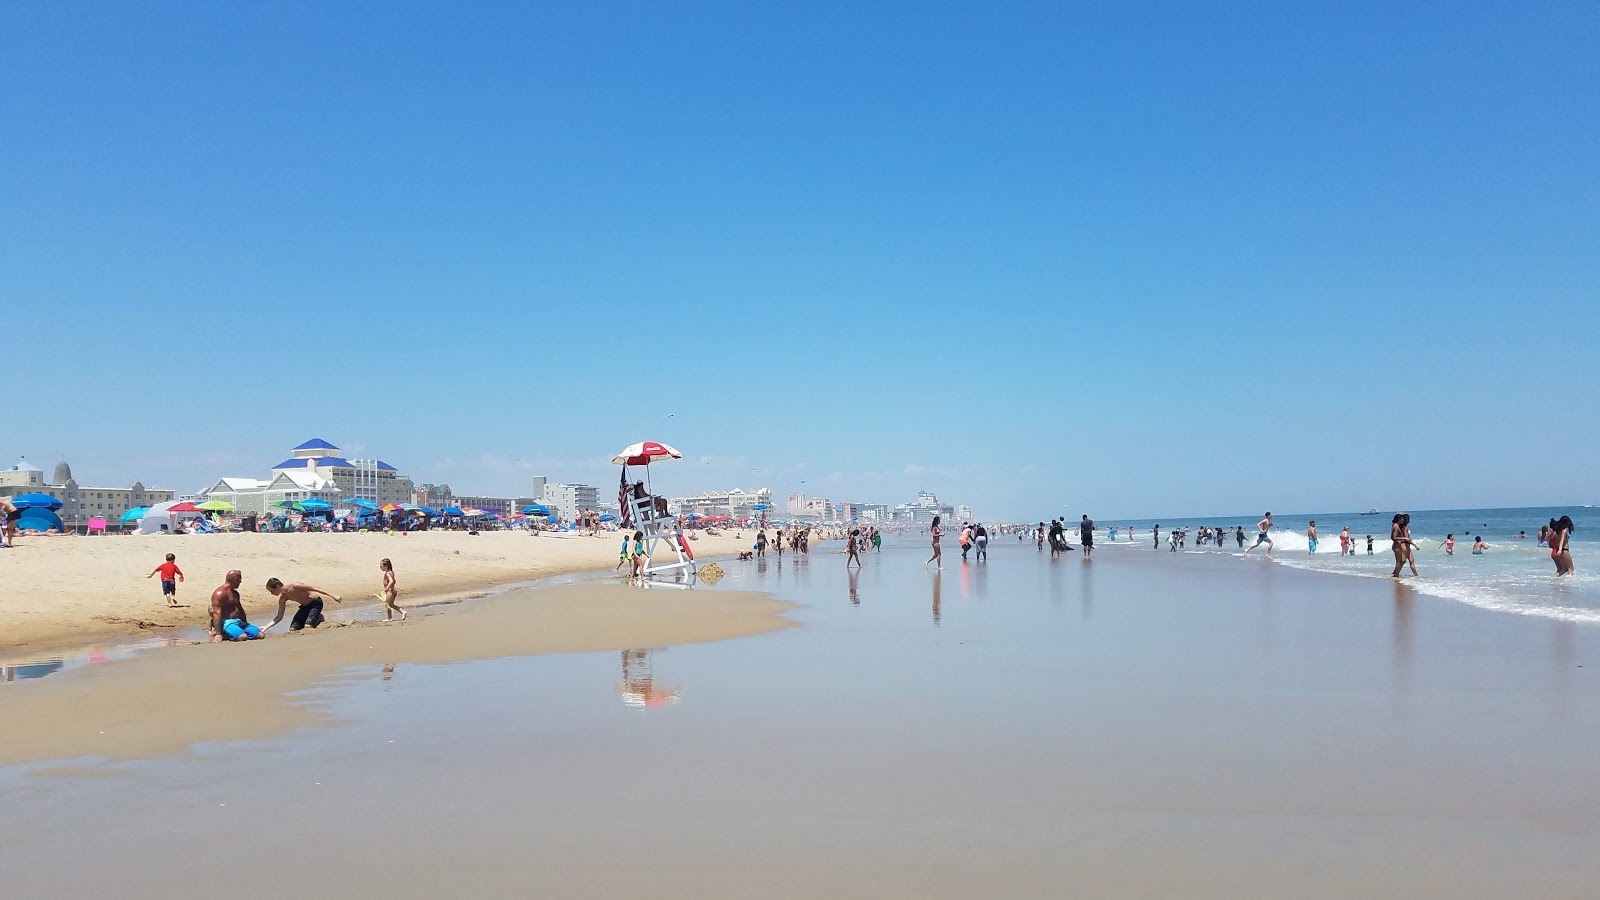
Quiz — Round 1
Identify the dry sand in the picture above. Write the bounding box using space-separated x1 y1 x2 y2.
0 582 795 767
0 529 754 655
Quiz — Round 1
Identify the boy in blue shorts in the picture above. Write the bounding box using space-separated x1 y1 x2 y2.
147 553 184 607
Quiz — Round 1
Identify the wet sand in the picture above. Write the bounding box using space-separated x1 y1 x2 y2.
2 540 1596 897
0 583 795 767
0 529 752 654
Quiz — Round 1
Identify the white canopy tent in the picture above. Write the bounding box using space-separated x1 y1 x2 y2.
138 500 205 535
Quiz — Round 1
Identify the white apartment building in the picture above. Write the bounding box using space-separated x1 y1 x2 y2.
541 482 599 522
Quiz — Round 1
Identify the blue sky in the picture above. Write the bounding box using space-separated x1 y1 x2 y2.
4 1 1596 519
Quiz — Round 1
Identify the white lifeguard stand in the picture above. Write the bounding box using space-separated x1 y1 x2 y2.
613 441 696 578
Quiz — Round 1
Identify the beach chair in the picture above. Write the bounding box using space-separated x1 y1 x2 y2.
86 517 107 536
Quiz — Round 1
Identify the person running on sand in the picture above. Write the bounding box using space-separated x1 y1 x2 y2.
925 516 943 569
147 552 185 607
1242 513 1274 558
846 528 862 568
261 578 343 634
210 570 262 642
378 558 406 620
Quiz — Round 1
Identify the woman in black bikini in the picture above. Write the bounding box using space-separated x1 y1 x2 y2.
1389 513 1418 577
924 515 943 569
1551 515 1575 576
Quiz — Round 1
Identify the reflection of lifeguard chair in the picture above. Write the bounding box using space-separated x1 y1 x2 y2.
616 648 681 709
628 485 696 577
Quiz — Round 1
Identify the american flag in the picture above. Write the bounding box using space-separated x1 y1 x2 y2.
618 468 633 527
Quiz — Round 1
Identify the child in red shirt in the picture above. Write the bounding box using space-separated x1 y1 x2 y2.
147 553 184 607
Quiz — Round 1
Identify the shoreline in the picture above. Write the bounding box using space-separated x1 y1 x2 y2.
0 529 756 660
0 582 798 768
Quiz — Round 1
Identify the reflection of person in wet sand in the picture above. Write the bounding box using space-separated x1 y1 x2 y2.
210 570 261 642
260 578 343 634
931 570 942 626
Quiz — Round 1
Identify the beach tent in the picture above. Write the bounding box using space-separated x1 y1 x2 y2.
138 500 206 535
16 508 65 532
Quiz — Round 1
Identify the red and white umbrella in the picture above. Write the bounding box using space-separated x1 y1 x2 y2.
611 441 682 466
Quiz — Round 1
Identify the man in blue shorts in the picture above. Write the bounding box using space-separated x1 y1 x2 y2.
209 570 262 641
1241 513 1274 558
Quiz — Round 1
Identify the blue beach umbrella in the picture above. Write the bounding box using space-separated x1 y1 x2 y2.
522 504 551 516
440 506 466 517
300 498 333 511
752 503 770 511
11 492 63 510
122 507 150 522
599 513 617 522
344 498 380 511
402 504 440 516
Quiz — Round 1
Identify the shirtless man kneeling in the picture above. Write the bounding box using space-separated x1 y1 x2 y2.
210 570 262 642
261 578 343 634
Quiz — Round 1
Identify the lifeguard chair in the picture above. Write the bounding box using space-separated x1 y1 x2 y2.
613 441 696 578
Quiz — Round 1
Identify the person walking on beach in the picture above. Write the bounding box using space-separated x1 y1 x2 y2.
1389 513 1419 577
147 553 185 607
958 523 973 561
1080 515 1095 558
631 530 647 577
846 528 863 568
1339 526 1351 557
260 578 343 634
1152 524 1160 550
974 522 989 561
209 570 261 642
872 528 882 552
378 558 406 621
1242 513 1274 558
755 529 767 559
1306 521 1318 554
925 515 943 569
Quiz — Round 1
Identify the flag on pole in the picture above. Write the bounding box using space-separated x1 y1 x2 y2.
618 468 633 528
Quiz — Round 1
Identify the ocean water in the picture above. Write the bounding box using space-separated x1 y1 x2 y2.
1101 507 1600 624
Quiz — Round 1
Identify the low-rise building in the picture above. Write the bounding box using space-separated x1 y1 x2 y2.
200 438 414 515
0 459 174 527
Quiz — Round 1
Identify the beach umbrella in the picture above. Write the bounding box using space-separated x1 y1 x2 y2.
275 500 306 512
168 501 203 513
196 500 236 512
344 498 380 511
599 513 617 522
752 503 770 511
522 504 552 516
380 503 400 512
402 504 439 516
300 498 333 511
610 441 682 466
440 506 466 517
10 492 64 510
121 507 150 522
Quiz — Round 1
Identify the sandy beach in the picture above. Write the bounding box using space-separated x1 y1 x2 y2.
0 529 754 655
3 538 1596 897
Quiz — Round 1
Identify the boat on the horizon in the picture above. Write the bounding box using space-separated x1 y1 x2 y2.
1360 508 1380 515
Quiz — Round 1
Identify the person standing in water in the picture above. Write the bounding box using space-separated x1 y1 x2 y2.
1080 515 1095 558
378 558 406 621
846 528 863 568
1551 516 1575 576
973 522 989 561
1390 513 1419 577
1306 521 1318 554
1441 534 1456 556
924 515 943 569
1242 513 1274 558
1152 524 1161 550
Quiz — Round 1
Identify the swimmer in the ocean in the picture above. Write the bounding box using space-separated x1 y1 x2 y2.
1472 536 1488 555
1441 534 1455 556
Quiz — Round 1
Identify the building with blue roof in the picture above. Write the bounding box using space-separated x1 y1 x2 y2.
199 438 415 515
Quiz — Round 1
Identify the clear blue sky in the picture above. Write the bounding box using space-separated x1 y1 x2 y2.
4 2 1596 519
